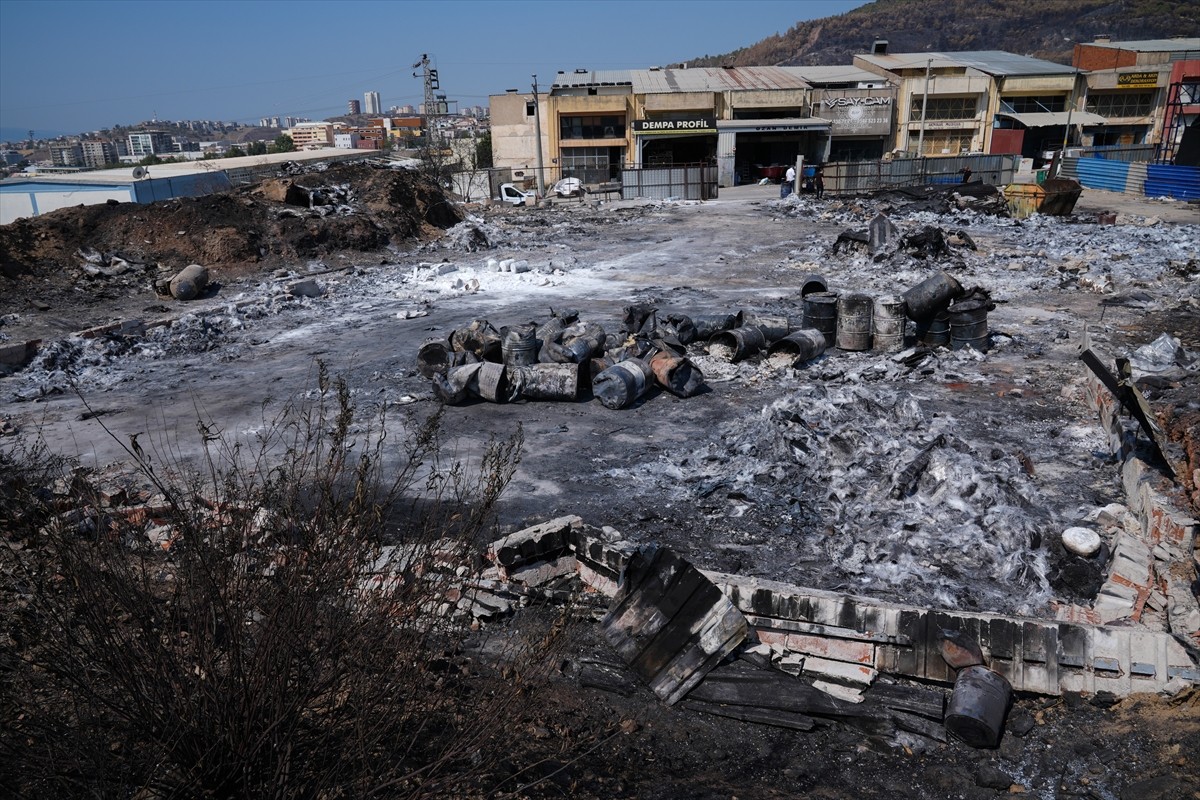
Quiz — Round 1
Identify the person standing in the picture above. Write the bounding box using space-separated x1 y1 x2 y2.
814 166 825 200
783 164 796 198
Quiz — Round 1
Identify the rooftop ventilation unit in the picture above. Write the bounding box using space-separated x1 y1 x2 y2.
873 38 889 55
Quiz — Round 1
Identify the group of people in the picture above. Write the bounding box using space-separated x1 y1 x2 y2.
781 164 824 199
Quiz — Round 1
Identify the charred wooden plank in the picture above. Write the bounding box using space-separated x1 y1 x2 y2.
681 699 817 731
603 548 748 705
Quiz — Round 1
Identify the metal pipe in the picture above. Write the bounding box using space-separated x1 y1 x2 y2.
531 74 546 198
917 58 931 156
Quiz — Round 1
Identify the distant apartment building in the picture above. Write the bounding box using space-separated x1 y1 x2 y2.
334 132 361 149
364 91 382 115
49 142 85 167
287 122 335 149
128 131 173 158
284 116 309 128
259 116 283 128
81 140 119 168
348 99 362 115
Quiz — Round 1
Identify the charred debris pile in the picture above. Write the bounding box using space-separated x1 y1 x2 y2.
0 161 462 311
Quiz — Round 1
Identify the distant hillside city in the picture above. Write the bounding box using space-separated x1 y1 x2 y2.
0 89 490 179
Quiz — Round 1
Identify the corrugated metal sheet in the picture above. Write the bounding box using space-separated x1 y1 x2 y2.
1144 163 1200 201
824 154 1018 195
1070 158 1131 193
998 111 1108 127
856 51 1073 77
620 165 717 200
633 67 809 94
778 66 890 87
1125 162 1147 198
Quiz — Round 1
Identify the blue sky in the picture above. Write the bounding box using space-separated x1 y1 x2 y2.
0 0 868 137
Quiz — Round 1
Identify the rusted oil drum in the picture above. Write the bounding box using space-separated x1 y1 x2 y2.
508 363 582 401
944 666 1012 748
948 298 990 353
736 312 790 343
835 293 873 351
767 328 827 364
500 323 538 367
592 358 653 410
416 337 453 378
708 326 767 362
690 313 738 340
801 291 839 347
647 350 706 398
903 271 963 320
915 311 951 347
872 295 907 353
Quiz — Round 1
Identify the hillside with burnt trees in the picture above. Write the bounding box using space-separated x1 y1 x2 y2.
690 0 1199 67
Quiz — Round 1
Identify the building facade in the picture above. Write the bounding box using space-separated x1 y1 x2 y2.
81 140 119 168
287 122 336 149
364 91 381 115
127 131 173 158
49 142 84 167
348 99 362 115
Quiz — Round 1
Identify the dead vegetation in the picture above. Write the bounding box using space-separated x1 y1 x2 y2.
0 366 584 799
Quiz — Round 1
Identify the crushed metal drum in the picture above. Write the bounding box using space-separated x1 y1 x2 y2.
508 362 582 401
416 337 453 378
500 323 538 366
799 273 828 297
736 312 791 343
648 350 706 398
690 313 738 340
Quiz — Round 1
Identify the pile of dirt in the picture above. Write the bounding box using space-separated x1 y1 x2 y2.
0 163 462 314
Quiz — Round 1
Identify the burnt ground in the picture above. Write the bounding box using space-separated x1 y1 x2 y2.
1 175 1199 798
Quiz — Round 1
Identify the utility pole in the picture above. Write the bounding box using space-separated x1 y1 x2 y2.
917 58 931 157
1058 68 1080 176
413 53 441 146
531 74 546 197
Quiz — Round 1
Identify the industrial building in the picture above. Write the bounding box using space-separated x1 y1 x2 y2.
491 38 1200 189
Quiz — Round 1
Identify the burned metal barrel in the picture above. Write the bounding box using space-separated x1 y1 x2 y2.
416 337 453 378
475 362 513 403
508 363 582 401
872 295 907 353
500 324 538 367
903 271 963 320
944 666 1012 748
915 311 951 347
450 319 502 361
799 273 828 297
536 317 567 345
593 358 653 410
432 363 483 405
647 350 706 398
736 312 790 343
801 292 839 347
947 298 990 353
835 293 873 352
707 326 767 362
690 313 738 340
767 328 827 364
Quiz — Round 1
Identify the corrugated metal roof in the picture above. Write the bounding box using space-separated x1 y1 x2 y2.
778 66 891 86
551 69 635 89
1085 38 1200 53
552 67 809 94
858 51 1076 76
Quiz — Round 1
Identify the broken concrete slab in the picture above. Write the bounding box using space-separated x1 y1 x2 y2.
487 514 581 573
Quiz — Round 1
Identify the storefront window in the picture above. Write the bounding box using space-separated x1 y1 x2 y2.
998 95 1066 114
917 132 973 155
559 115 626 139
910 97 978 121
560 146 624 182
1085 92 1154 118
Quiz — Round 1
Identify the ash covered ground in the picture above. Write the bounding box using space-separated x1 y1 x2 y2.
2 174 1199 799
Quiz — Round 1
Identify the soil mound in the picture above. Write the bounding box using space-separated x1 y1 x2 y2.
0 162 462 311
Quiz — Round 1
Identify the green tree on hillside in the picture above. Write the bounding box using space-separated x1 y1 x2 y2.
271 134 295 153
